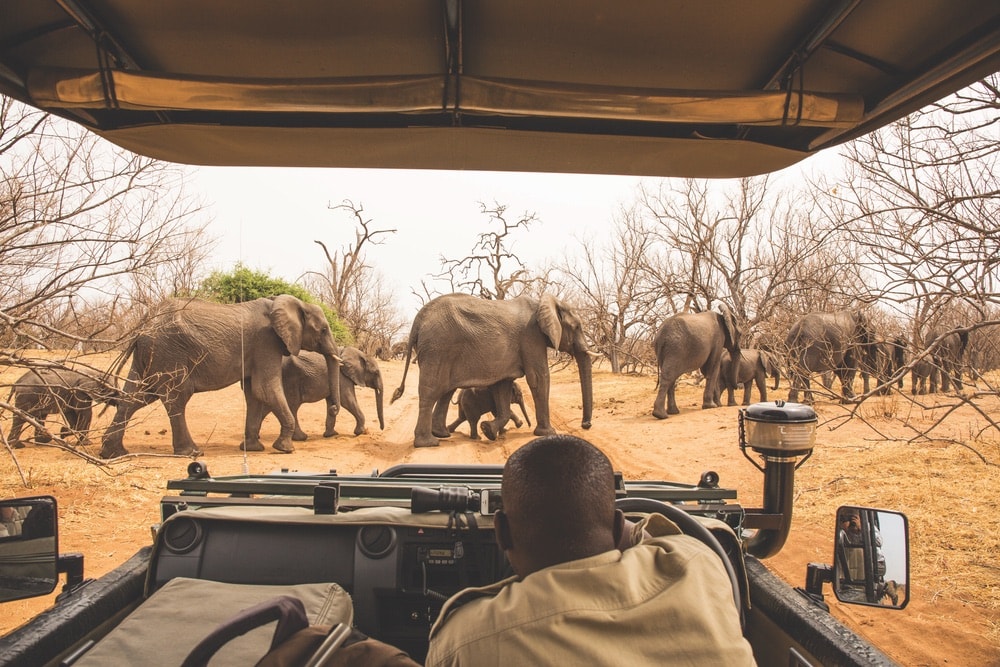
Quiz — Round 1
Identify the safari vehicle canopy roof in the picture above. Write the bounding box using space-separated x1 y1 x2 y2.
2 1 998 177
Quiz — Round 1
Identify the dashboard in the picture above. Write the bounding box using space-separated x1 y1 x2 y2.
150 506 506 661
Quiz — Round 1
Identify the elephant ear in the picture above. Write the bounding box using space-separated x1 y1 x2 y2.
342 357 365 386
718 304 741 351
854 310 875 345
536 294 563 349
270 294 304 356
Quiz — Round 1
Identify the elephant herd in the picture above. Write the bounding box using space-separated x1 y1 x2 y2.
651 307 970 419
2 294 973 457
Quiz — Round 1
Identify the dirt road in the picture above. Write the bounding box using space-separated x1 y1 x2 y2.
2 356 998 665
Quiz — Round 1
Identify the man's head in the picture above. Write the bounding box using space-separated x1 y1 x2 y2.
495 434 624 577
839 508 861 533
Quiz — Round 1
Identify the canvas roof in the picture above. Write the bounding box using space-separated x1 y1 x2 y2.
2 1 998 177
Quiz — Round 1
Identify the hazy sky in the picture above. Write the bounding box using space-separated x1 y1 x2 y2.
189 152 843 318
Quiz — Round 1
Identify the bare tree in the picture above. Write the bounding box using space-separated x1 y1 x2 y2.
433 202 539 300
637 176 864 349
816 76 1000 454
827 77 998 343
559 204 667 373
308 200 406 355
0 97 215 471
0 98 214 350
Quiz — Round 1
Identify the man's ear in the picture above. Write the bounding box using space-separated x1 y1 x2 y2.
612 509 626 549
495 509 513 551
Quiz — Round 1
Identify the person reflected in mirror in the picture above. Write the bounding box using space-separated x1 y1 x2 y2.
1 505 30 538
837 507 886 604
426 434 756 666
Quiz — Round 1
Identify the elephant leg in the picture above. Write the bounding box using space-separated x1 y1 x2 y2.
340 383 366 436
246 375 296 453
413 394 442 448
269 408 296 453
34 419 53 443
947 366 962 392
100 384 159 458
289 397 308 441
741 382 752 406
431 390 455 439
652 372 674 419
8 413 26 448
726 384 737 407
164 390 203 456
754 375 767 404
701 364 721 410
667 382 682 415
787 373 800 403
510 413 524 429
72 408 94 445
468 410 483 440
482 382 514 441
838 368 857 402
525 371 556 436
240 383 267 451
446 407 466 435
100 396 148 459
790 375 813 404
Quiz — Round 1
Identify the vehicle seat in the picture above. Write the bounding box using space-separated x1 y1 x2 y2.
71 577 352 666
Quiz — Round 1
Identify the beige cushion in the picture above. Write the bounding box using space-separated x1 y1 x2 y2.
74 577 353 666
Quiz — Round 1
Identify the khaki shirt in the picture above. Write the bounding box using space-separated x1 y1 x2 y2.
426 517 756 666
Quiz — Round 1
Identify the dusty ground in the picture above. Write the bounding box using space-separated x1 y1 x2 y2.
2 353 999 666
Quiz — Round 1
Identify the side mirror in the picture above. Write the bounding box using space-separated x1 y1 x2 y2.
833 506 909 609
0 496 59 602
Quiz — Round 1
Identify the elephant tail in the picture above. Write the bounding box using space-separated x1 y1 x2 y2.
391 335 416 404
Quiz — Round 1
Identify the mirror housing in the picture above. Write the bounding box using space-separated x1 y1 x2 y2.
0 496 59 603
798 506 910 610
833 506 909 609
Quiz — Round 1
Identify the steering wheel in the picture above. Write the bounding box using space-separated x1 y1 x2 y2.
616 498 743 628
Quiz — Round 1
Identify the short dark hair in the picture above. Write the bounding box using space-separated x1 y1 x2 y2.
502 434 616 557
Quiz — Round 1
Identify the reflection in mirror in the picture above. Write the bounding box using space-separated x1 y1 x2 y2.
833 506 909 609
0 496 59 603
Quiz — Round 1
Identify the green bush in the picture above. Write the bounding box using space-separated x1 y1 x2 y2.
197 263 352 344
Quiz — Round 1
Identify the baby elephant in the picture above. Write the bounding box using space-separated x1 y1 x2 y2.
448 380 531 441
7 367 119 448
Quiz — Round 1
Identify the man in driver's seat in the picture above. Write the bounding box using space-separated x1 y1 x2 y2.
426 434 756 666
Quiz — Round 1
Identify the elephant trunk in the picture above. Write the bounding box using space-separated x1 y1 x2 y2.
325 353 342 417
374 375 385 430
576 350 594 429
728 347 742 390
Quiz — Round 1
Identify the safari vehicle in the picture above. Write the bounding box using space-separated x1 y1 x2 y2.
1 1 997 666
1 403 909 666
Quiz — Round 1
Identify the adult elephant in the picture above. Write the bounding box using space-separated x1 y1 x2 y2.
7 367 121 448
391 293 594 448
652 307 741 419
718 348 780 407
925 328 969 392
100 295 341 458
785 310 876 404
253 346 384 440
